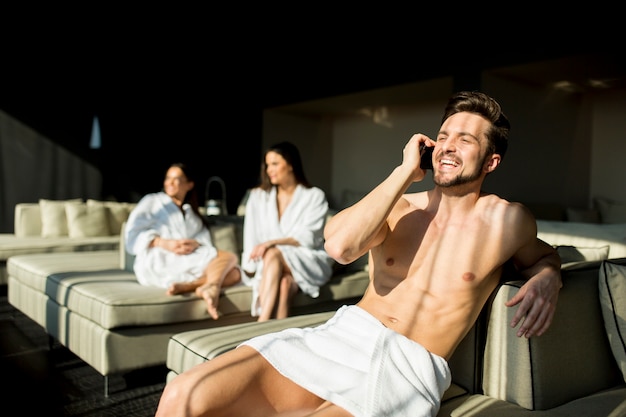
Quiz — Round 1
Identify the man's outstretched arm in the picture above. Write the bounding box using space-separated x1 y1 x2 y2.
506 239 562 338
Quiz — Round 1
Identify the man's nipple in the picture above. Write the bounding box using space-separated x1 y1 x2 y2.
386 258 394 266
462 272 476 282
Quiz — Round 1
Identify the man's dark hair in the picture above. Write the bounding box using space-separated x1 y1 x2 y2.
442 91 511 159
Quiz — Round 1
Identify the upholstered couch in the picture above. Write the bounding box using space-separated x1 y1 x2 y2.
6 197 626 403
164 258 626 416
6 211 369 396
0 200 136 286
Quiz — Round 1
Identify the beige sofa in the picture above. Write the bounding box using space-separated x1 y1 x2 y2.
536 219 626 261
164 258 626 416
6 213 369 396
0 200 136 286
6 198 626 402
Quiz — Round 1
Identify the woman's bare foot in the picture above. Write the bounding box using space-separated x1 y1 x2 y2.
166 281 200 296
195 283 221 320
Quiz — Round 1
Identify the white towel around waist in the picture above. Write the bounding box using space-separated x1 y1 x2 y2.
240 305 451 417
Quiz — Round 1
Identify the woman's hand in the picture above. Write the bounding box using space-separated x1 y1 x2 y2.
153 237 199 255
248 242 274 262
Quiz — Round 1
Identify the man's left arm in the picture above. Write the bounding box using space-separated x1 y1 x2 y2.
506 238 563 338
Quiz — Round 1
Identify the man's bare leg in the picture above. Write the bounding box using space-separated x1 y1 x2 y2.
195 250 241 319
155 346 328 417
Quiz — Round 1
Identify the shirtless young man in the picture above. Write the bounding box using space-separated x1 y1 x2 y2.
155 91 563 417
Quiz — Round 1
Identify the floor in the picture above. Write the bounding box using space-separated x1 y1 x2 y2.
0 287 166 416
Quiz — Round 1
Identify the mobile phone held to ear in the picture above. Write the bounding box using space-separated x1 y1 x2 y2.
420 145 434 170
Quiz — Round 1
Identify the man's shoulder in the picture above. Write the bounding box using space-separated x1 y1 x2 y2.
477 195 535 228
479 193 527 210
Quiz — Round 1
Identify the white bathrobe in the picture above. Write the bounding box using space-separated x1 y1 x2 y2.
241 185 334 316
124 192 218 288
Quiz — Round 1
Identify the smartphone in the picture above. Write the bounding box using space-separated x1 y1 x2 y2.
420 145 434 170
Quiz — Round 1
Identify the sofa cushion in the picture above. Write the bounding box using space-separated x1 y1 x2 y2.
65 201 110 237
482 260 625 410
8 250 253 329
166 311 336 375
599 260 626 381
39 198 82 237
88 199 136 235
0 235 120 262
14 203 42 237
555 244 609 264
9 247 368 330
595 197 626 224
7 251 119 292
536 220 626 259
565 207 600 223
210 223 240 262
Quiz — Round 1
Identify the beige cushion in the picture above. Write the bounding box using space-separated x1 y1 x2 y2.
167 311 335 374
555 245 610 264
88 199 136 235
65 201 110 238
599 260 626 381
595 197 626 224
119 222 135 272
14 203 42 237
483 261 624 410
8 250 253 329
39 198 82 237
536 220 626 259
210 223 239 261
566 207 600 223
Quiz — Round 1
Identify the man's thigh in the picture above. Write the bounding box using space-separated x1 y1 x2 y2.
189 346 327 415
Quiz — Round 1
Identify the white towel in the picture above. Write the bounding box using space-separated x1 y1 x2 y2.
241 305 451 417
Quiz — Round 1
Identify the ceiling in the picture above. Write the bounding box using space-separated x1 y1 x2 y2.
267 52 626 118
1 17 622 149
489 53 626 92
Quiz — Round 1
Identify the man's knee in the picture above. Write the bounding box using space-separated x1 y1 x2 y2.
156 373 189 414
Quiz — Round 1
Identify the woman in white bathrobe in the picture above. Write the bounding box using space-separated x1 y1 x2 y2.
125 162 241 320
241 141 334 321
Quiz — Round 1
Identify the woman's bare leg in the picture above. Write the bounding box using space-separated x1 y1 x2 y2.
155 346 325 417
257 248 287 322
276 273 299 319
195 250 241 319
166 250 241 299
166 278 205 295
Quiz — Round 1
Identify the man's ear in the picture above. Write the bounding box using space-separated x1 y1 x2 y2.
484 154 501 173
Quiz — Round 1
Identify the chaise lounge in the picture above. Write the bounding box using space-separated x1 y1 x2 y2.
6 203 369 396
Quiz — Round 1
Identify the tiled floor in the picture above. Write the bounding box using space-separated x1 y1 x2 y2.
0 288 166 416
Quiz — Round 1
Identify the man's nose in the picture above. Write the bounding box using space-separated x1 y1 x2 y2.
441 137 457 152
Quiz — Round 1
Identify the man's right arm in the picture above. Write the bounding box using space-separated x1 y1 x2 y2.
324 135 431 264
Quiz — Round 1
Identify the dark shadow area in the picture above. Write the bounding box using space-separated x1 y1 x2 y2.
0 292 166 416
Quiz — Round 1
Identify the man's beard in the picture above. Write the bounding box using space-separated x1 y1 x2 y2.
433 155 486 188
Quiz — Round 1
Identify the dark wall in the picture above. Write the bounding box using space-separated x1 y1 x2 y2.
0 38 592 212
0 76 264 213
